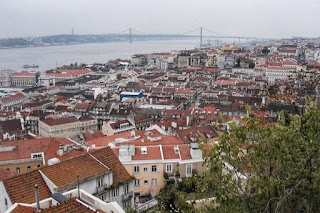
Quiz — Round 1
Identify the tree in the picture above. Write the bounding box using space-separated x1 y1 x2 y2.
262 47 270 55
196 104 320 212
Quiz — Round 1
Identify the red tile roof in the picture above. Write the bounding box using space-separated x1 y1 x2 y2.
0 138 74 162
41 116 78 126
0 168 16 181
41 198 95 213
0 93 26 104
11 205 35 213
74 102 90 111
3 170 51 204
40 153 109 190
178 145 192 160
162 146 180 159
90 147 132 186
12 71 37 77
132 146 162 160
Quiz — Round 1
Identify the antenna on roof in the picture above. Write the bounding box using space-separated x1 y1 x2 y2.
77 175 80 198
35 184 40 212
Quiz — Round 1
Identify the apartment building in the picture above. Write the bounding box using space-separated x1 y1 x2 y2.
0 146 134 212
11 71 38 87
0 138 76 174
113 143 205 202
0 70 15 87
39 116 97 138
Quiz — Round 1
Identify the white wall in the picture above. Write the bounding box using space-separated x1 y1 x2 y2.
0 182 12 213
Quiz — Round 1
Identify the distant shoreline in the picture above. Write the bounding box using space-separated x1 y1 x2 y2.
0 35 199 50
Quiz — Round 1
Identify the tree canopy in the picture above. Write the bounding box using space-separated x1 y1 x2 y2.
197 103 320 212
157 103 320 213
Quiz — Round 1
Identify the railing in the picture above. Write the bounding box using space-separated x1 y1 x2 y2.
136 198 158 212
121 191 134 201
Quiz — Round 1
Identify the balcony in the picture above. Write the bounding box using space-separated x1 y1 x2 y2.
121 191 134 201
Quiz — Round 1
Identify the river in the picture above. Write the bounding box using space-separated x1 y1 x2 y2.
0 39 200 72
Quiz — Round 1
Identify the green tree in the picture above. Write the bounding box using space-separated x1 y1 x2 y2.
198 104 320 212
262 47 270 55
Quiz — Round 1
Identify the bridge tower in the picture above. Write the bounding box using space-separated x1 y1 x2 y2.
129 28 132 44
200 27 203 49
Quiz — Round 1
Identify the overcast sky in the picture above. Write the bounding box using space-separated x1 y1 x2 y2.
0 0 319 39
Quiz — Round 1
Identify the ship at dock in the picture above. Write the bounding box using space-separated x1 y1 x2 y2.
23 64 39 69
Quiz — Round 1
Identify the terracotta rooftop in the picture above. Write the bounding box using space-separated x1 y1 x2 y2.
0 168 16 181
41 116 78 126
41 198 95 213
2 170 51 204
0 138 74 162
162 145 180 160
40 153 109 190
12 71 37 77
11 205 35 213
0 93 26 104
90 147 132 186
74 102 90 111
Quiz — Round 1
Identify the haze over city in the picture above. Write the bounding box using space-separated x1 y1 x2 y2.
0 0 320 38
1 1 320 213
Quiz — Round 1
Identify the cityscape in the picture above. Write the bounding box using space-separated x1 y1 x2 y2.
0 1 320 213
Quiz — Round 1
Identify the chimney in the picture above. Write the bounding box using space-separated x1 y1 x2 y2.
35 184 40 212
57 144 64 156
186 115 190 126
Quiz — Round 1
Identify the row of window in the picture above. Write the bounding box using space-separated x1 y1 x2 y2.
134 165 157 173
133 164 193 177
6 164 41 173
134 178 157 187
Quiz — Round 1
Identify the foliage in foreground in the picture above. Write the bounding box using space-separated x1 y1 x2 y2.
157 103 320 213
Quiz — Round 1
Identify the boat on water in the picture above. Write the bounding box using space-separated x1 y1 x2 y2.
23 64 39 68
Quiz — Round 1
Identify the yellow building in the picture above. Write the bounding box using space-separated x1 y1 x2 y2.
39 116 97 138
113 143 205 202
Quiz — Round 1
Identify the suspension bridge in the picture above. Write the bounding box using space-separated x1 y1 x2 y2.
114 27 272 48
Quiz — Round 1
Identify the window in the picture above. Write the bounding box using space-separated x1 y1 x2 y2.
151 165 157 173
186 164 192 177
151 178 157 186
125 184 129 194
123 200 131 209
99 194 105 201
37 164 41 168
27 166 31 171
166 164 173 173
113 188 119 198
5 198 8 210
143 167 148 172
97 178 103 188
5 168 9 171
16 167 20 173
134 166 140 173
134 179 140 187
144 180 148 185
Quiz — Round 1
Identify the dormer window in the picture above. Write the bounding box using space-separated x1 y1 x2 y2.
174 146 179 154
31 153 43 159
141 147 147 154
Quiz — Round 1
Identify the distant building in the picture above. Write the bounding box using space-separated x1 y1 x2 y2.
120 92 143 101
132 54 148 66
0 138 76 174
11 71 38 87
102 120 135 136
0 70 15 87
0 93 27 110
39 116 97 139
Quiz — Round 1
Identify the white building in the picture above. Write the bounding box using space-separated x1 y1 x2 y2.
0 147 134 213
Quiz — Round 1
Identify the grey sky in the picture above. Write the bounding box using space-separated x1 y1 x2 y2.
0 0 319 38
